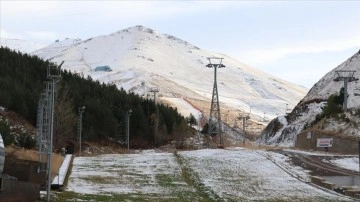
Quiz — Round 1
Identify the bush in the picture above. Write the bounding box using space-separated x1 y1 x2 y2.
322 94 343 117
16 133 37 149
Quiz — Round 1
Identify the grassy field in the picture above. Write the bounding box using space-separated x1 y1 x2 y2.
48 148 352 202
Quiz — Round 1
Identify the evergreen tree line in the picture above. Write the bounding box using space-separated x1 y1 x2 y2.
0 47 190 149
305 87 345 129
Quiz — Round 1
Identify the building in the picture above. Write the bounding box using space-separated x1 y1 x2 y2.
95 65 112 72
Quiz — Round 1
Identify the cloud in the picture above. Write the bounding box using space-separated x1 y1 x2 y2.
25 30 58 42
2 1 231 20
1 1 60 16
1 28 24 40
236 36 360 66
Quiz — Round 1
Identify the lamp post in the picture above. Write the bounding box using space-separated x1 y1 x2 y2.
78 106 85 156
126 110 132 151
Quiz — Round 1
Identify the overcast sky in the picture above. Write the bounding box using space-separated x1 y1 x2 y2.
1 1 359 88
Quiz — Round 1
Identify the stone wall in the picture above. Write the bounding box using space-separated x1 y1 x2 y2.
295 131 359 154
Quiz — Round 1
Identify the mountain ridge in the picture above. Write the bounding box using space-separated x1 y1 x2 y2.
31 25 307 125
258 49 360 146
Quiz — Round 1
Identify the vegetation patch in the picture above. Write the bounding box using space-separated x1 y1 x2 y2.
173 151 222 202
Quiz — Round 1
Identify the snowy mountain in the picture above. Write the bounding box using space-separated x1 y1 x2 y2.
259 50 360 146
0 38 45 53
32 25 307 124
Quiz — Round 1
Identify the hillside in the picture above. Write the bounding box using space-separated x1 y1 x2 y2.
32 25 308 126
0 47 190 150
258 50 360 146
0 38 44 54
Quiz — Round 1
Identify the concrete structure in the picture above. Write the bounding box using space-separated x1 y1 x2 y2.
295 130 359 154
51 154 72 188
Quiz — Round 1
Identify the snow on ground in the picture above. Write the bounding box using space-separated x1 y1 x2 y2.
52 154 72 185
260 101 326 147
1 38 45 53
66 148 351 201
67 150 202 201
285 148 360 174
180 148 349 201
160 97 201 118
329 157 360 172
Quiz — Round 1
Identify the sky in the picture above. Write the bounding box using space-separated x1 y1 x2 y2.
1 1 359 88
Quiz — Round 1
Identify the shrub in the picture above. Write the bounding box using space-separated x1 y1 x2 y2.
16 133 37 149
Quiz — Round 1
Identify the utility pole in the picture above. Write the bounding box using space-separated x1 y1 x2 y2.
150 88 159 146
333 70 358 111
78 106 85 156
239 114 250 145
126 110 132 151
206 57 225 148
224 110 229 132
141 81 146 97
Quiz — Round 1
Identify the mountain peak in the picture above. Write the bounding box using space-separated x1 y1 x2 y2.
112 25 199 50
118 25 156 35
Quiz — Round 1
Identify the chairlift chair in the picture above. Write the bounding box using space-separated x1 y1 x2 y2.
355 82 360 96
355 88 360 96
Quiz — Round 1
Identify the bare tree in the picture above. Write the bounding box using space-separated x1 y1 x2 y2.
53 86 77 149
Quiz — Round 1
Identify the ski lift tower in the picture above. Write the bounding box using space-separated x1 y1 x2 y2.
333 70 358 111
36 61 63 202
206 57 225 148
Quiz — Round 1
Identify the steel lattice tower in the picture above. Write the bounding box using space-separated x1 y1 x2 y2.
206 57 225 148
36 62 62 202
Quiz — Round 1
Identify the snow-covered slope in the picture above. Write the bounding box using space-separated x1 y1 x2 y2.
304 50 360 106
259 50 360 146
32 25 307 122
0 38 45 53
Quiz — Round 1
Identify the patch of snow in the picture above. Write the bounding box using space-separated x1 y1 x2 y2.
329 157 360 172
180 149 348 201
52 154 72 185
0 38 45 53
66 149 351 201
160 97 201 118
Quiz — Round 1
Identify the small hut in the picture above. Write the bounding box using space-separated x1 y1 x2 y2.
95 65 112 72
